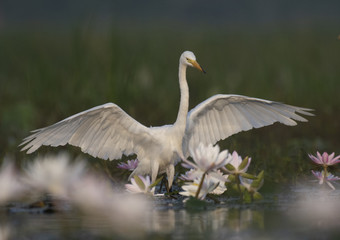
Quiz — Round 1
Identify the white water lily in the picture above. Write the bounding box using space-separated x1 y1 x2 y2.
210 170 228 195
23 152 87 198
183 143 229 173
70 174 150 237
180 169 228 195
125 175 155 195
0 224 11 240
240 176 264 193
180 175 219 200
0 160 25 203
179 168 201 181
224 151 251 174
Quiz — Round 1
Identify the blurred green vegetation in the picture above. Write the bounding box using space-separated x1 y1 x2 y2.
0 27 339 185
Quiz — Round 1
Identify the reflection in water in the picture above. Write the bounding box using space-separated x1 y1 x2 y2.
2 204 267 239
145 207 265 239
0 224 10 240
287 185 340 234
2 186 340 239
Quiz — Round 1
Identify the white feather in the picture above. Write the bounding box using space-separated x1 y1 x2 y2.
21 52 313 188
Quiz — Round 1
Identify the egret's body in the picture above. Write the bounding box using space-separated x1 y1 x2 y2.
21 51 313 187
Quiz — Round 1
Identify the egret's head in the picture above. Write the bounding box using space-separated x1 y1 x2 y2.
180 51 206 73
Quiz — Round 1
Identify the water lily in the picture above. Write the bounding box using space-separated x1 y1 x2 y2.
240 176 264 193
117 159 139 171
239 171 264 202
183 143 229 174
210 170 228 195
179 169 201 181
23 152 87 198
308 152 340 167
70 175 149 237
0 160 25 203
125 175 155 195
180 175 219 200
224 151 251 174
0 224 11 240
180 169 228 195
312 170 340 190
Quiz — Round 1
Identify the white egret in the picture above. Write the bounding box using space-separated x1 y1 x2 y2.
21 51 313 188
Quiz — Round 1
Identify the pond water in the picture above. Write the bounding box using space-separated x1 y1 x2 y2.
2 184 340 240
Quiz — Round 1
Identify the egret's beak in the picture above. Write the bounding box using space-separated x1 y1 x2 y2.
189 59 206 73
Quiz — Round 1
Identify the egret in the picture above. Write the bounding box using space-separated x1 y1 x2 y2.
21 51 313 188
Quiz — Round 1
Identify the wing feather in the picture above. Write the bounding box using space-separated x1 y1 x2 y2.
184 94 313 155
21 103 158 160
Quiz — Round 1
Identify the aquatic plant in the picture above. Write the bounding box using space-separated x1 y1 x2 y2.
0 160 25 203
222 152 253 195
182 143 229 174
179 144 263 203
311 170 340 190
2 153 151 237
125 175 156 195
180 143 230 199
117 159 139 171
70 174 149 237
239 171 264 202
224 151 251 175
309 152 340 168
22 152 87 198
308 152 340 190
180 175 219 200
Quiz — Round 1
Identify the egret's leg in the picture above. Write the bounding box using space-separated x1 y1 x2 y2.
151 161 160 184
166 164 175 190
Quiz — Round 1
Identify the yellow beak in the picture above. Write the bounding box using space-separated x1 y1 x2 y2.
188 59 206 73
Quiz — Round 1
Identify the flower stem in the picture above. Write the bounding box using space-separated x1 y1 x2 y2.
195 172 206 199
323 166 328 175
235 174 243 200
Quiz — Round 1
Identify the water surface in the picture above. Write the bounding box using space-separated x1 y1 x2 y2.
2 184 340 240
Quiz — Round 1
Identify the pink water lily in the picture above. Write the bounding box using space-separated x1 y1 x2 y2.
308 152 340 167
117 159 139 171
312 170 340 190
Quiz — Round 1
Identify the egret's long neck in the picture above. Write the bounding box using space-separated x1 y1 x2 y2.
174 63 189 131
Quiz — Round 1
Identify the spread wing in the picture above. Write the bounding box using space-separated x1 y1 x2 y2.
20 103 159 160
183 94 314 155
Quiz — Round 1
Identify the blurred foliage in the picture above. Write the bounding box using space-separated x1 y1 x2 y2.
0 27 339 185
